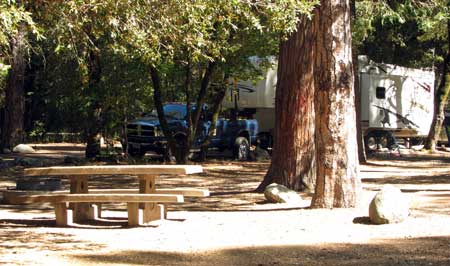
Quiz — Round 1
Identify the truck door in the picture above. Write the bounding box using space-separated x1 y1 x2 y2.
209 119 224 148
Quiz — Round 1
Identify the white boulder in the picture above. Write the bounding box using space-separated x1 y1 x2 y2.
13 144 36 154
369 185 410 224
264 183 302 204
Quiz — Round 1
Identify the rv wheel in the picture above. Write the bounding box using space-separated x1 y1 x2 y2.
364 132 378 151
410 137 424 146
364 131 397 151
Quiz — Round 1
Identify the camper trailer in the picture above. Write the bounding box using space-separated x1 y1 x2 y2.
359 56 435 149
224 56 435 151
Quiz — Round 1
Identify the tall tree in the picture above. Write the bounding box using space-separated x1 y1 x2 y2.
426 29 449 150
121 0 317 164
311 0 360 208
0 1 40 151
44 0 128 158
2 22 26 150
422 1 450 150
256 0 360 208
256 16 317 192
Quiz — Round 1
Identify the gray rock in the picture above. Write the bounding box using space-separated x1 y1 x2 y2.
13 144 35 154
264 183 302 204
14 157 44 167
2 148 11 154
249 146 271 161
369 185 410 224
64 156 85 165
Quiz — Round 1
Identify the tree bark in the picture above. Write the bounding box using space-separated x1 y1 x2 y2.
354 56 367 163
1 24 26 151
150 65 177 162
311 0 360 208
198 76 229 161
256 16 317 193
350 0 366 163
425 19 450 151
84 49 103 159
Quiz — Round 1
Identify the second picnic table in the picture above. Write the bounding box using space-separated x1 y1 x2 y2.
23 164 205 226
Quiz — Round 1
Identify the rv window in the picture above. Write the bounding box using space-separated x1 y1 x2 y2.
376 87 386 99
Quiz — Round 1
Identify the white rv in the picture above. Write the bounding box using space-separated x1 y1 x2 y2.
224 56 435 150
359 56 435 149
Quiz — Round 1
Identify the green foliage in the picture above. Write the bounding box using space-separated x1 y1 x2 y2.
27 120 45 138
116 0 317 64
354 0 448 68
94 50 153 137
0 0 43 59
28 41 153 138
415 0 449 42
0 62 9 106
8 0 318 147
29 50 87 133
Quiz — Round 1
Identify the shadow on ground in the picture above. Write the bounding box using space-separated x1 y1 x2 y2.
72 236 450 266
362 174 450 186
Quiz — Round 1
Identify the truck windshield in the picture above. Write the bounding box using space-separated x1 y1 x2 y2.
145 104 187 120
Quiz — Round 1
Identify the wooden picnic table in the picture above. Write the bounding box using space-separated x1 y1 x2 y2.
22 165 204 226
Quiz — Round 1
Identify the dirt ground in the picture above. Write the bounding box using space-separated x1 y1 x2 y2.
1 144 450 266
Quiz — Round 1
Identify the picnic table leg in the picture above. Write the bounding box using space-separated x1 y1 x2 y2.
127 202 142 226
54 203 73 227
139 175 164 223
69 175 98 222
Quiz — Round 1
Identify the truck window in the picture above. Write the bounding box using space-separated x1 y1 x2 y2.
376 87 386 99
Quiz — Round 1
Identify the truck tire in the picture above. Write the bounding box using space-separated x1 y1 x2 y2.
257 132 273 153
162 146 175 162
233 137 250 161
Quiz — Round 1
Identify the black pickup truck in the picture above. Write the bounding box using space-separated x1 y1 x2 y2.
126 103 259 160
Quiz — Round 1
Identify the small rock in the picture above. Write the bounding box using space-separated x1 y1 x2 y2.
411 145 424 151
14 157 44 167
264 183 302 204
249 146 271 161
369 185 410 224
2 148 11 154
64 156 85 165
13 144 35 154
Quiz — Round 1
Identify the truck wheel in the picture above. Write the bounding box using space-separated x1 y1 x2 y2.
162 146 175 162
257 132 273 152
234 137 250 161
190 149 207 162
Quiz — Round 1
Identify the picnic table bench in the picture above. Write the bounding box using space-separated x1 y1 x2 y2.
11 165 206 227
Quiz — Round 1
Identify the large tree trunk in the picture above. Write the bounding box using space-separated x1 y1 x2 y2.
256 16 317 193
354 58 366 163
350 0 366 163
311 0 360 208
84 49 103 159
1 25 26 151
425 20 450 151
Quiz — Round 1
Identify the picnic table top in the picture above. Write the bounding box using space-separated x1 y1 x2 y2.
24 165 203 176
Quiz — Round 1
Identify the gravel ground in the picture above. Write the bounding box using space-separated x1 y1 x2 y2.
1 145 450 265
